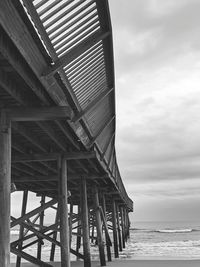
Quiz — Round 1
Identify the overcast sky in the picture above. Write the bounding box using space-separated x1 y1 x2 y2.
109 0 200 222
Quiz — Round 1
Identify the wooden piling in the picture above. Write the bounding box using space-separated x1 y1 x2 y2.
37 195 45 260
76 205 81 259
112 199 119 258
50 207 59 261
116 204 122 252
69 203 73 248
58 157 70 267
80 178 91 267
94 186 106 266
16 190 28 267
0 110 11 267
120 206 125 249
102 194 112 262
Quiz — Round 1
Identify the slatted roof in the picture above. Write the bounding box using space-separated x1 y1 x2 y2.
0 0 133 211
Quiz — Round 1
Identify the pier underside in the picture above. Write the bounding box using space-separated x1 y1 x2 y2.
0 0 133 266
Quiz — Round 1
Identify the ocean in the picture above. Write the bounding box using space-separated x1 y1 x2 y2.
10 220 200 263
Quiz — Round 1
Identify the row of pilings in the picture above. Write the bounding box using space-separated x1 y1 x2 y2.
9 181 131 267
0 113 131 267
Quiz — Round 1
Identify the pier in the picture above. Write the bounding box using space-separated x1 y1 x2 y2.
0 0 133 266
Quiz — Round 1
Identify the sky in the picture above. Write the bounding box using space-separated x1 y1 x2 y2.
109 0 200 222
10 0 200 224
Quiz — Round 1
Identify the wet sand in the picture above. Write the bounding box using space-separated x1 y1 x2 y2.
11 259 200 267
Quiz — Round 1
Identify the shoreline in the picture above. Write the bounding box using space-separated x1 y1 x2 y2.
10 259 200 267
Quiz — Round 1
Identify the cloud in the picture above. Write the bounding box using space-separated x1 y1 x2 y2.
109 0 200 221
111 0 200 75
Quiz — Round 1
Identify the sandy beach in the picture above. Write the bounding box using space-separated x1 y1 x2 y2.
10 259 200 267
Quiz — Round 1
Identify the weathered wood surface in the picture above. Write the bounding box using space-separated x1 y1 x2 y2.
0 111 11 267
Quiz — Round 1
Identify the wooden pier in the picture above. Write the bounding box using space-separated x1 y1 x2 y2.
0 0 133 266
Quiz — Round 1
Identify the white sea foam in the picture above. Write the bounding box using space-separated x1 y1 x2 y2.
157 228 193 233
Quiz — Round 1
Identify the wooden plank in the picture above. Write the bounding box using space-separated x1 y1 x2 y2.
81 178 91 267
0 110 11 267
6 106 72 122
58 157 70 267
43 31 110 77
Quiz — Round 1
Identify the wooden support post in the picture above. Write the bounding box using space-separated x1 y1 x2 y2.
120 207 125 249
76 205 81 260
94 186 106 266
80 178 91 267
124 208 128 242
58 157 70 267
16 190 28 267
91 213 95 244
112 199 119 258
102 194 112 262
127 212 130 239
116 204 122 252
0 110 11 267
37 195 45 260
69 203 73 248
50 206 59 261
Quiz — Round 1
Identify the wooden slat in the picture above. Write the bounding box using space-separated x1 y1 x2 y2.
43 30 110 76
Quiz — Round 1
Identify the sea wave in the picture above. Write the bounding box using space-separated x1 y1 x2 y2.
11 229 19 235
156 229 196 233
131 228 199 233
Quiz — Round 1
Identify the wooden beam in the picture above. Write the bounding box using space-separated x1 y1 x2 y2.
12 151 96 163
11 247 53 267
12 122 47 153
72 88 114 123
11 198 57 228
0 110 11 267
43 31 110 77
5 106 72 122
11 216 61 247
58 157 70 267
13 173 108 183
0 69 35 106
